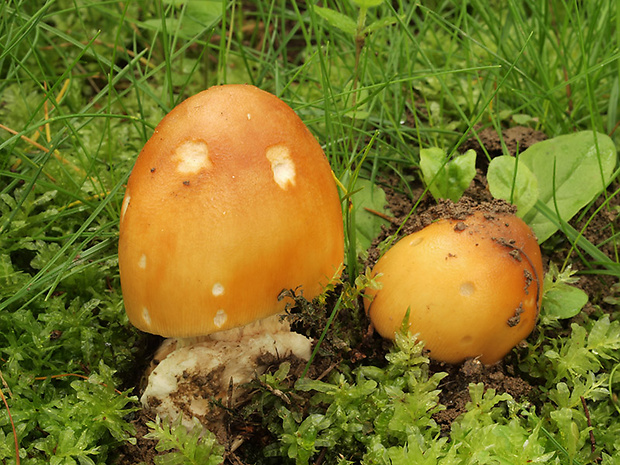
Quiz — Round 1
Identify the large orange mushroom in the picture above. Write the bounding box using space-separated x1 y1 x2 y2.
118 84 344 432
364 209 543 365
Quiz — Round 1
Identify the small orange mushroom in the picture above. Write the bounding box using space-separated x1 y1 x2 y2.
364 209 543 365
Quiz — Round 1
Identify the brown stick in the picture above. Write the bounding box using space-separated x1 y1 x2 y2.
0 371 19 465
580 395 601 463
363 207 399 224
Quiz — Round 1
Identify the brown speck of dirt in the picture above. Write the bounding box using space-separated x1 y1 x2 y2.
524 269 533 290
507 304 524 327
146 396 161 409
509 249 522 262
432 357 535 435
454 221 467 232
183 180 190 186
158 363 230 440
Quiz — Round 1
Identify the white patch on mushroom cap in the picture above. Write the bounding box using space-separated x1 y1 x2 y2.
142 307 152 326
212 283 224 297
120 193 131 221
138 254 147 269
266 145 296 189
459 281 475 296
213 309 227 328
174 140 212 174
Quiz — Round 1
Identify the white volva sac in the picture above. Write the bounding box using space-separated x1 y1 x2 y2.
141 315 311 437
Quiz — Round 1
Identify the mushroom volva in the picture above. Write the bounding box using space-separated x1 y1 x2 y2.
364 209 543 365
118 85 344 434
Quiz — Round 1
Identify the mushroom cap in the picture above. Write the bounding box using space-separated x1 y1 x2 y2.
364 210 543 365
118 84 344 338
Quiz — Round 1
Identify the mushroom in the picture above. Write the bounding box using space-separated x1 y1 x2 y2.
118 84 344 436
363 209 543 365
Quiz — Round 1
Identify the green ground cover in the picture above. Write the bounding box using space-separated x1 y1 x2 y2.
1 0 620 463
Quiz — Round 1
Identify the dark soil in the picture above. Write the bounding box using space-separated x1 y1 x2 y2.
431 358 534 434
114 411 161 465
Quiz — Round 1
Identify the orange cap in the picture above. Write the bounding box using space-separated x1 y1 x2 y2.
119 85 344 337
364 210 542 364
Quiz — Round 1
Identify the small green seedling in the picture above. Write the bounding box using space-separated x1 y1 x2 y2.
314 0 396 40
419 147 477 202
540 263 589 325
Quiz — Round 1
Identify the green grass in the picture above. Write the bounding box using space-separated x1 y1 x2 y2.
1 0 620 463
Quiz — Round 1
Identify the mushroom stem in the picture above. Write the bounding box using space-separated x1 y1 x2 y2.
149 314 304 361
141 314 312 438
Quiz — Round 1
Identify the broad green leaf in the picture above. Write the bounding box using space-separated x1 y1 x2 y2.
419 148 476 202
349 178 389 254
183 1 221 35
541 284 588 322
314 6 357 36
511 113 537 125
364 15 402 36
487 155 538 217
141 1 220 38
540 263 588 324
521 131 617 242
